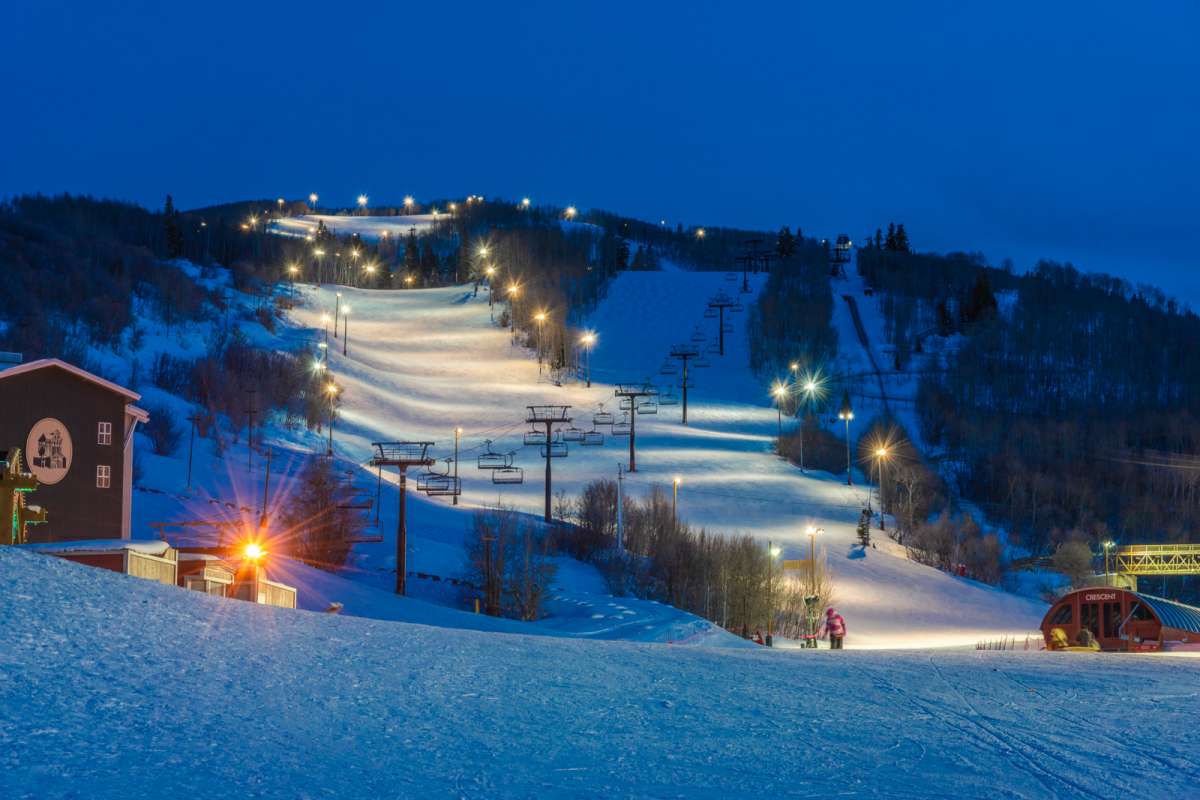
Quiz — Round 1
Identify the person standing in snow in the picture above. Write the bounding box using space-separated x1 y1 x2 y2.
823 608 846 649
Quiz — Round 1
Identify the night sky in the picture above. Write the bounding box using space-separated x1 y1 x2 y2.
5 2 1198 303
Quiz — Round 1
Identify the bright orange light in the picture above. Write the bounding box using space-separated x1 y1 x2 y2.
564 206 577 219
244 542 265 561
326 383 338 395
696 227 706 238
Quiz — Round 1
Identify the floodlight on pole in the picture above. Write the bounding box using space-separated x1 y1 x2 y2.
580 331 596 387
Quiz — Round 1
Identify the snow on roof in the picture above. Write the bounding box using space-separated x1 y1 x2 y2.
0 358 141 402
267 214 443 243
24 539 171 556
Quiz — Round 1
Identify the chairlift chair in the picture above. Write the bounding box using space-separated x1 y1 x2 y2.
731 302 746 311
690 328 706 343
619 397 633 411
694 357 711 368
424 476 461 497
541 441 569 458
659 361 679 376
492 466 525 485
562 426 585 442
658 390 679 406
721 322 733 333
703 307 718 319
725 272 738 282
524 429 547 446
706 343 721 354
476 440 512 470
593 410 615 426
611 414 632 436
581 431 604 446
636 400 658 415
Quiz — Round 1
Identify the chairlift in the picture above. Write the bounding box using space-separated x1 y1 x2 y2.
706 343 721 354
619 397 633 411
658 390 679 406
721 322 733 333
492 466 525 485
424 476 461 497
476 440 512 470
703 307 718 319
524 429 547 446
731 301 746 311
562 426 585 442
593 410 615 426
659 361 679 376
636 400 658 415
690 327 706 343
694 357 711 368
725 272 738 282
611 414 632 436
581 430 604 446
541 441 569 458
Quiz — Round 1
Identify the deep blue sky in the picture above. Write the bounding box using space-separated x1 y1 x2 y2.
5 2 1199 303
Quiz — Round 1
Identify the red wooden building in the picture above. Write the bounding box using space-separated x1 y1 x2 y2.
1042 587 1200 653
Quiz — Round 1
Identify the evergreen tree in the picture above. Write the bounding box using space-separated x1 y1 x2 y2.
874 228 883 250
164 195 183 259
885 223 897 251
963 271 998 325
857 511 871 547
894 224 910 254
404 231 420 274
776 226 796 259
617 238 630 269
420 240 438 281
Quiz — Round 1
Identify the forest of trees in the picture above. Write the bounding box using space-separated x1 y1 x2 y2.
858 241 1200 593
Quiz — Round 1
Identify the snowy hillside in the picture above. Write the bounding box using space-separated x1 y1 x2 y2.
268 213 442 241
3 547 1197 800
264 263 1045 647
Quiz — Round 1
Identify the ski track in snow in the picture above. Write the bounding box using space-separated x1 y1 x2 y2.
2 549 1197 800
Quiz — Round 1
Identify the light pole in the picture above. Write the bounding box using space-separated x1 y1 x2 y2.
507 284 520 342
581 332 596 387
313 248 325 283
1103 540 1116 578
772 382 788 449
288 264 299 298
873 447 890 530
334 293 342 338
838 394 854 486
404 195 415 215
321 313 331 352
341 306 350 356
767 541 781 647
806 525 823 648
799 378 819 472
357 194 368 214
534 311 547 371
672 475 681 527
309 192 318 211
326 383 339 455
453 426 462 506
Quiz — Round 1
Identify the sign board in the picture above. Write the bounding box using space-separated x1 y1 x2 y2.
26 417 72 485
1083 591 1119 602
781 559 811 571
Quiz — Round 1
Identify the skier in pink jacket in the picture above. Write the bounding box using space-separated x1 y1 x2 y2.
823 608 846 649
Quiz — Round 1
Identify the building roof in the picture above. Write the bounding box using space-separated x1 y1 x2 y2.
1134 592 1200 635
23 539 172 556
0 358 141 402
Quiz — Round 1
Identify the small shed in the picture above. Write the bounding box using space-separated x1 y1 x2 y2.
27 539 178 586
178 553 235 596
1042 587 1200 653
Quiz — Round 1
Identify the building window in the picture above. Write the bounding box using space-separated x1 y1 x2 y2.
96 465 111 488
97 421 113 445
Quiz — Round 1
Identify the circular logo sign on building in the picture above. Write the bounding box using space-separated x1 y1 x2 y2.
26 417 73 485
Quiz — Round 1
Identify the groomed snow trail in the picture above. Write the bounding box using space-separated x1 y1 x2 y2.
2 549 1197 800
282 268 1046 647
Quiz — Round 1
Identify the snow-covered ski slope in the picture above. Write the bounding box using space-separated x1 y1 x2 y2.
268 213 442 242
285 264 1046 648
3 548 1197 800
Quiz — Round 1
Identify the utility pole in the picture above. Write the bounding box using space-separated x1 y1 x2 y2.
334 292 341 338
370 441 434 595
452 427 462 506
667 345 703 425
259 447 273 529
526 405 572 522
342 307 349 356
838 392 854 486
185 412 200 490
244 387 257 474
616 463 624 552
614 384 657 472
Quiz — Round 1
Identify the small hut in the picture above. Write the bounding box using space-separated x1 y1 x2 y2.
1042 587 1200 652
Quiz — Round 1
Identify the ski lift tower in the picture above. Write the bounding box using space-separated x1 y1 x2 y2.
370 441 434 595
526 405 572 523
614 383 658 471
667 344 701 425
706 290 737 356
737 239 776 293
